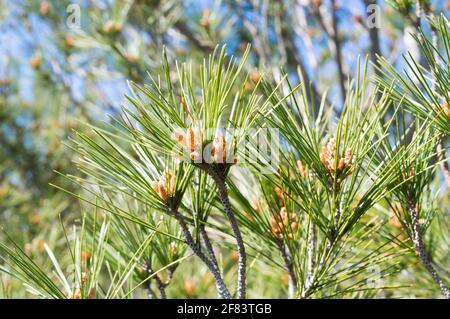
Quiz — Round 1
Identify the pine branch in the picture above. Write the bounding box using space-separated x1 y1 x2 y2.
145 263 167 299
200 163 247 299
276 240 297 299
200 223 220 271
408 198 450 299
166 205 232 299
306 220 317 290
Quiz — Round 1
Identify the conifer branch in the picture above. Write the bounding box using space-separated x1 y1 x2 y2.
199 163 247 299
276 240 297 299
166 205 232 299
408 199 450 299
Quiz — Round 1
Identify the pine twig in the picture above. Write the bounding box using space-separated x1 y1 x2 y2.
306 220 316 289
145 263 167 299
408 199 450 299
200 163 247 299
276 240 297 298
200 223 220 271
166 205 232 299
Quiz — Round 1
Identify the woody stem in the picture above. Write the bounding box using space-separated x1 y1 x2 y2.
276 240 297 298
200 163 247 299
408 199 450 299
166 206 231 299
200 223 220 271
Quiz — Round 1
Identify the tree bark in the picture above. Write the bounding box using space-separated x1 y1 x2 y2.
408 199 450 299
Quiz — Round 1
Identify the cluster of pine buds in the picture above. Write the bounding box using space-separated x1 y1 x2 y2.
175 127 203 161
151 172 176 201
211 135 228 163
320 138 352 173
175 128 237 164
270 207 298 240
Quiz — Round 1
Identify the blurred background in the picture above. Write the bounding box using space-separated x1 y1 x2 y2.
0 0 449 298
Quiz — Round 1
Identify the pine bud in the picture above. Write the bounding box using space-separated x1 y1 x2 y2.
354 14 363 24
250 70 261 83
39 1 50 16
29 214 41 225
88 287 96 299
114 22 122 32
184 279 195 296
186 127 201 153
81 251 91 263
152 173 177 201
102 20 115 33
67 289 82 299
320 137 352 174
211 135 227 163
200 9 211 27
270 207 298 240
274 186 284 205
29 55 42 69
65 35 76 48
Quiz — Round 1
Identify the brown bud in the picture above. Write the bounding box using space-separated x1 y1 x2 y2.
29 214 41 225
200 9 210 27
125 53 138 62
212 135 227 163
184 279 195 296
65 35 76 48
152 173 177 201
250 70 261 83
39 1 50 16
81 251 91 263
114 22 122 32
68 289 82 299
102 20 115 33
88 287 96 299
29 55 42 69
270 207 298 240
174 131 185 144
354 15 363 24
274 186 284 205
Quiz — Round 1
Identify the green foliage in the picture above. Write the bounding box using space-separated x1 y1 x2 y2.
1 0 449 300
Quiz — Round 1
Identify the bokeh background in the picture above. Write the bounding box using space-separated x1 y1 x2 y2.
1 0 449 298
